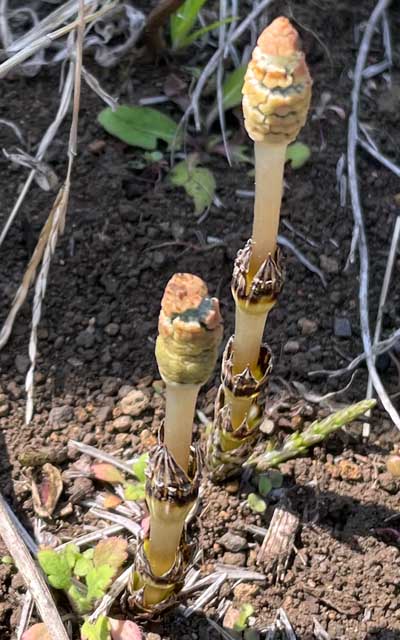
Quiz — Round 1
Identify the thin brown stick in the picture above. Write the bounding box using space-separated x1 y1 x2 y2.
0 492 69 640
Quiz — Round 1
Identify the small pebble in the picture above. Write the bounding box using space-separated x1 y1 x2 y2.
218 532 247 552
320 254 340 274
283 340 300 354
334 317 352 338
297 318 318 336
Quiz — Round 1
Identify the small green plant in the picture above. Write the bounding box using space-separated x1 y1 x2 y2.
285 141 311 169
98 106 182 151
170 0 233 50
170 154 216 215
247 493 266 514
38 538 128 614
234 603 254 631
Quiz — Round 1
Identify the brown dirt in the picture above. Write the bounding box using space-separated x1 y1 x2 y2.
1 1 400 638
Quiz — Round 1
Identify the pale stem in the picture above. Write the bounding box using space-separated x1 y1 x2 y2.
164 382 201 472
231 306 272 429
250 142 287 275
144 516 187 606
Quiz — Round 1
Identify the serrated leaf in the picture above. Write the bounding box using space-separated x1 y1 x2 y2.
91 464 124 485
170 156 216 215
38 548 72 590
81 616 111 640
83 548 95 560
285 142 311 169
247 493 266 513
124 482 145 501
86 565 115 601
98 106 181 151
132 453 148 483
222 65 246 112
93 538 128 570
75 556 93 577
22 623 51 640
68 584 92 614
64 543 80 569
234 604 254 631
109 618 142 640
258 476 272 497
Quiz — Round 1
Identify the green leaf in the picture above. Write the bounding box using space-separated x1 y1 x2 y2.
247 493 266 513
98 106 181 151
285 142 311 169
170 0 207 50
86 565 115 601
234 604 254 631
68 584 92 614
74 556 93 577
93 538 128 571
182 17 234 48
64 544 80 570
38 548 72 590
132 453 148 483
170 156 216 215
258 476 272 497
269 469 283 489
124 483 145 501
81 616 111 640
222 65 246 112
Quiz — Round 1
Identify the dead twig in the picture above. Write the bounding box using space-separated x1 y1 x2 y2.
347 0 399 429
0 491 69 640
363 215 400 436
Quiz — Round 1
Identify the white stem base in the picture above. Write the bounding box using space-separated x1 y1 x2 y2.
164 383 201 473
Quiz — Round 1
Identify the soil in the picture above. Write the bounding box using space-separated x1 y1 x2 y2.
1 0 400 639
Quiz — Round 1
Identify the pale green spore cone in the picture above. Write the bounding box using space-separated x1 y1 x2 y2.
156 273 223 385
246 399 377 472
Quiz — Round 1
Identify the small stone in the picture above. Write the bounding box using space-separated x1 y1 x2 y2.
49 405 74 429
118 385 135 399
115 433 131 447
147 634 161 640
96 406 112 423
223 606 241 630
15 354 30 374
102 377 120 396
0 399 9 417
104 323 120 337
334 317 352 338
140 429 157 448
7 381 21 399
320 255 339 274
120 389 150 417
297 318 318 336
225 480 240 494
76 329 95 349
75 407 88 423
283 340 300 354
218 532 247 552
88 139 106 154
222 552 246 567
378 472 398 494
233 583 260 600
113 416 132 432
